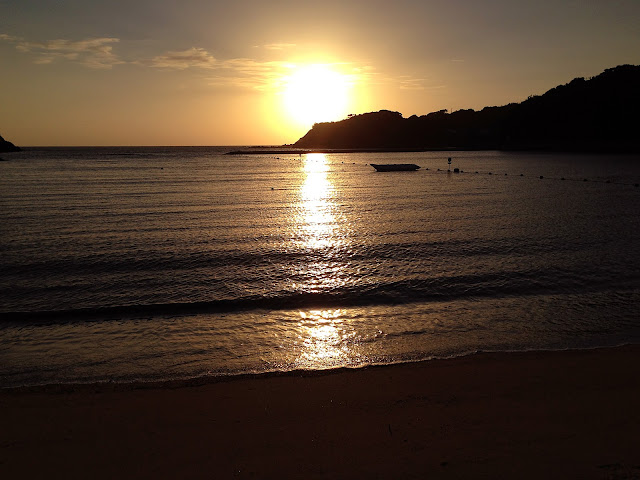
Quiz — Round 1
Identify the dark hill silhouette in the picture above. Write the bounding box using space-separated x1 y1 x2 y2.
294 65 640 152
0 134 20 152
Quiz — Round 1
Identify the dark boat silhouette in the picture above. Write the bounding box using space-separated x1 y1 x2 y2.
370 163 420 171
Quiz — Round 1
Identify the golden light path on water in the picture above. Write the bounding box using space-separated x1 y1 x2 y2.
298 153 336 250
292 153 357 369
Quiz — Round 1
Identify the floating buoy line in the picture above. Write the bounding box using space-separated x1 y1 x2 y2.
425 167 639 187
420 161 638 187
258 155 640 189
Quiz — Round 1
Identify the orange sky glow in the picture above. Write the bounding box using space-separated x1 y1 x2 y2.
1 0 639 146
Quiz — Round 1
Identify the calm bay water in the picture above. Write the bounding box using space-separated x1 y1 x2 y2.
1 147 639 387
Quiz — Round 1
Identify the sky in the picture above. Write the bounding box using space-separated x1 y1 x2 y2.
1 0 639 146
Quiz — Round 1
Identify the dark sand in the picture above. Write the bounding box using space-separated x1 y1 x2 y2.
1 346 638 479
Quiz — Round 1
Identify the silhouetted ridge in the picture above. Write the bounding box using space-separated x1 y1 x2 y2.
294 65 640 152
0 134 20 152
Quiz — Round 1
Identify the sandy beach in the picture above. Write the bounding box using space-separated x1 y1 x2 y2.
1 345 638 479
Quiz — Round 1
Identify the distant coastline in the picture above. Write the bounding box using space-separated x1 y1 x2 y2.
225 147 464 155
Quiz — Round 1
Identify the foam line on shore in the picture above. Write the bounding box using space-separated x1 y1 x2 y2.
3 343 637 394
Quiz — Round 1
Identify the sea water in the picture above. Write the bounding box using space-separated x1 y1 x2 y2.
1 148 639 387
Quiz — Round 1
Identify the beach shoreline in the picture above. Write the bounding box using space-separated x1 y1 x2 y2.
1 345 638 479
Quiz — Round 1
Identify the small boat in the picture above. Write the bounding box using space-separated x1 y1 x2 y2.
370 163 420 172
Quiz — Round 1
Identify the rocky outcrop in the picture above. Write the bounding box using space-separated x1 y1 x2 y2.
0 134 20 152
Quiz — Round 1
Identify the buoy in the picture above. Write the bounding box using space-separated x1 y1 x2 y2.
540 176 544 179
520 174 523 176
583 178 588 182
488 172 492 175
561 177 565 181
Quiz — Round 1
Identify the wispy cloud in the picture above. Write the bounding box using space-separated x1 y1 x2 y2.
140 45 294 89
209 60 377 93
213 58 293 90
397 76 426 90
148 47 217 69
260 43 297 51
2 35 123 69
358 68 426 91
2 33 424 93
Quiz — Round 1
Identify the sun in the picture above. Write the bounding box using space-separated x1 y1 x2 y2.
282 64 351 128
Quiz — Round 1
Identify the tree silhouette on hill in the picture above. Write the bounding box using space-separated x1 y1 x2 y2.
294 65 640 152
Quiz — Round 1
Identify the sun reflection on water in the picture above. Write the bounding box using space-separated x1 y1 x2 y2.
289 153 351 293
296 309 352 367
289 155 357 367
298 153 336 250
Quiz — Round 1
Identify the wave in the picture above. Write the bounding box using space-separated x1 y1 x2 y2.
0 233 610 278
3 270 637 323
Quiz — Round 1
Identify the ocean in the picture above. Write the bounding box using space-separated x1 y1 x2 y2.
1 147 639 388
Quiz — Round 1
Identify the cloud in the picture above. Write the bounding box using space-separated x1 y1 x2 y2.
2 33 424 93
260 43 297 51
205 59 374 93
3 35 123 69
212 58 291 90
355 68 426 91
397 76 426 90
149 47 217 69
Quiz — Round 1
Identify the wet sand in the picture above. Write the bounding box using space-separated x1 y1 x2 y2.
1 345 638 479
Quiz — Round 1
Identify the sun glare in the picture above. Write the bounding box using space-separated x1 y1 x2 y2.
282 64 351 128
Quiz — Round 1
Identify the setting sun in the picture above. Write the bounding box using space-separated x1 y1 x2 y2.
282 64 351 128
